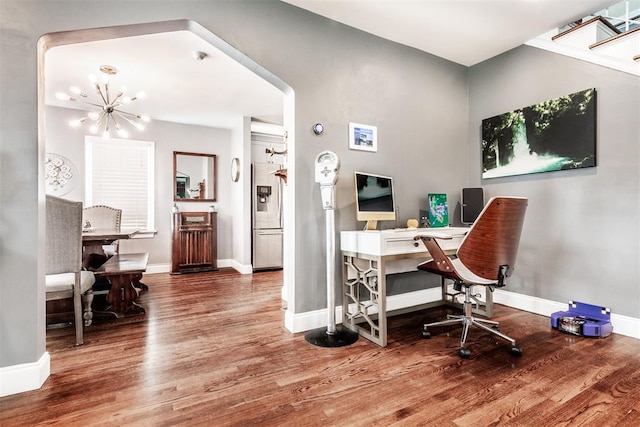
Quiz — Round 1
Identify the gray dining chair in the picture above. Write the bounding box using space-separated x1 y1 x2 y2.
82 205 122 256
46 195 95 345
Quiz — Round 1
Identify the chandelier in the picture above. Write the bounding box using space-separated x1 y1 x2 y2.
55 65 150 138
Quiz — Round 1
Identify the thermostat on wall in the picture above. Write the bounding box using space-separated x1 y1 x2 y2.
312 123 324 135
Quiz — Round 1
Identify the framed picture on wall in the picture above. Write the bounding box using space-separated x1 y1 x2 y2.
481 88 597 179
427 193 449 227
349 122 377 152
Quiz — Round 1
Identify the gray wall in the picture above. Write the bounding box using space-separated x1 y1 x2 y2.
468 45 640 318
0 0 468 369
289 20 469 312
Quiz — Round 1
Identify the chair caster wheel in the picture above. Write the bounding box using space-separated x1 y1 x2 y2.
458 348 471 359
492 325 500 331
422 330 431 339
510 345 523 356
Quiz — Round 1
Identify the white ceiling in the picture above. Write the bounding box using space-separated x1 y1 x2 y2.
283 0 619 66
45 1 619 130
45 31 285 130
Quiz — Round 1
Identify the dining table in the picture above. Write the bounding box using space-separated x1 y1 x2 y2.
82 228 139 256
82 228 146 318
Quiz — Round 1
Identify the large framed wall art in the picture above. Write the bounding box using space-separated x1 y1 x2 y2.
481 88 596 179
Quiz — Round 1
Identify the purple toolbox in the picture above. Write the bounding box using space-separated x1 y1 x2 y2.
550 301 612 338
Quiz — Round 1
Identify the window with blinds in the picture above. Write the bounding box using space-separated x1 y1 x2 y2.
85 136 155 231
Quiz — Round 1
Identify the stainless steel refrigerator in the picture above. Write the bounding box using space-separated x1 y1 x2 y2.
252 162 283 270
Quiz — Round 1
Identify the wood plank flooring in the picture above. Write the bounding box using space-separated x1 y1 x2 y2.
1 269 640 426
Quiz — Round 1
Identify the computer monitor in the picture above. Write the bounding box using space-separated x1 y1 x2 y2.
354 171 396 230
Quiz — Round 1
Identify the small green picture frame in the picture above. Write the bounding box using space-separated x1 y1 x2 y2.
427 193 449 227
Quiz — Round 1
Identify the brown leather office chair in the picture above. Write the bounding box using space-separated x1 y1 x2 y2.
415 196 528 358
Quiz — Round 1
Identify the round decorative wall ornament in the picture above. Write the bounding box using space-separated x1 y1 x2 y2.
231 157 240 182
45 153 77 196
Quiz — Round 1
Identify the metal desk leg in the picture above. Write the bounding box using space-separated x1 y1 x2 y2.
342 253 387 347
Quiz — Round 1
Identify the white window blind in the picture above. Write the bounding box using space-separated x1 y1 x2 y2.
85 136 155 231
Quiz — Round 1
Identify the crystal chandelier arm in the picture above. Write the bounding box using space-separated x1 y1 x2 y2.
74 99 105 109
93 83 108 106
113 109 141 118
89 111 107 135
69 86 87 97
109 114 129 138
112 108 150 122
69 114 90 127
111 91 125 106
69 110 107 127
106 111 123 137
56 91 104 109
113 111 145 131
105 81 112 105
84 101 105 109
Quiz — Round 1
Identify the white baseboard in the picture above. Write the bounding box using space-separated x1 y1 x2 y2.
0 352 50 397
285 288 443 333
228 259 253 275
494 289 640 339
146 263 170 274
216 258 232 269
287 288 640 340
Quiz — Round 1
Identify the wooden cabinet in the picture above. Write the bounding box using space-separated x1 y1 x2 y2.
171 212 217 274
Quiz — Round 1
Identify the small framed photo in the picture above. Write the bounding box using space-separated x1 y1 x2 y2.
427 193 449 228
349 122 377 152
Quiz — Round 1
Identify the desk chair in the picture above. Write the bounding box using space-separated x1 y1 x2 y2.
46 196 95 345
415 196 528 358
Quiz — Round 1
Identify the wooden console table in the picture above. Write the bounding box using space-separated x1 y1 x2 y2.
171 211 218 274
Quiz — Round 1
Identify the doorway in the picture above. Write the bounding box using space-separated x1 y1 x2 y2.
39 19 296 333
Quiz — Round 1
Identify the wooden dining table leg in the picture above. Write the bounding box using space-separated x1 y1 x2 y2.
105 273 146 317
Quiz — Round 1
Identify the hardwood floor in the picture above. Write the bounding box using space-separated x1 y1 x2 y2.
2 269 640 426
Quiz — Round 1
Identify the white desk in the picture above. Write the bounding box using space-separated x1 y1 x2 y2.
340 227 491 347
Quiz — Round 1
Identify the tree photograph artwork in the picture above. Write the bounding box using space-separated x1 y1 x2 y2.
482 88 596 179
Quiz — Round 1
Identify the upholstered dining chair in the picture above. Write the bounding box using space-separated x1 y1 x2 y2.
46 195 95 345
82 205 122 256
414 196 528 359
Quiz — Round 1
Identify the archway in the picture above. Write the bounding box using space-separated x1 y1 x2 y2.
38 19 296 336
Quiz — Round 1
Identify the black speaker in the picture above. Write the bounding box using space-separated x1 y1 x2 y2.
461 188 484 224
